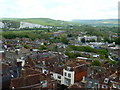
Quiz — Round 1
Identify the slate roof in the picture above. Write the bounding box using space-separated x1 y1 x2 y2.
85 77 99 89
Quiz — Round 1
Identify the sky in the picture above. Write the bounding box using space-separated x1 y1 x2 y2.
0 0 119 21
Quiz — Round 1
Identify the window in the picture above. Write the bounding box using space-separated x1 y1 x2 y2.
68 73 71 78
50 73 53 77
58 80 61 84
65 78 71 86
65 72 67 76
58 75 61 79
104 78 109 83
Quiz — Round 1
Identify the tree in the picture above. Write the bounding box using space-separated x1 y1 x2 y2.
67 34 73 37
39 45 47 50
109 60 117 65
24 45 30 49
98 49 108 58
91 60 101 66
81 38 85 43
2 20 20 29
86 39 95 42
65 52 76 59
61 37 69 44
65 52 82 59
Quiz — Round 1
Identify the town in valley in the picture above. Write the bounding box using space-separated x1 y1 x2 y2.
0 18 120 90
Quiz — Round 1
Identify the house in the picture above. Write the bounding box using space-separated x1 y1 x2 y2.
26 52 87 86
79 64 120 90
41 61 87 86
67 65 108 89
10 67 58 89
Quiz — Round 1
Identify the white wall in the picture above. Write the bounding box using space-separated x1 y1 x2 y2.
17 58 25 67
51 69 75 86
52 72 64 84
63 69 75 85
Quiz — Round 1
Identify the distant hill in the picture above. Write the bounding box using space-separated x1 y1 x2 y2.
1 18 118 27
70 19 118 26
1 18 80 26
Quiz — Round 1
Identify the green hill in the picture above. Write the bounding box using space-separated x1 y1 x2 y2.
2 18 80 26
1 18 118 27
70 19 118 26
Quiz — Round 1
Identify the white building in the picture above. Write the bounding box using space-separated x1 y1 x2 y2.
0 21 4 28
41 63 87 86
20 22 43 28
78 35 97 42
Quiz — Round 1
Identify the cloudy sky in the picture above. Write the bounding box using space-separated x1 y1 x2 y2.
0 0 119 21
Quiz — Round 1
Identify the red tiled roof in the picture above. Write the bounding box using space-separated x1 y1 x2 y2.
10 73 47 89
68 83 81 89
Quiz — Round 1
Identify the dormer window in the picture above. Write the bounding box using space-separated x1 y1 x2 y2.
12 87 15 89
102 85 107 89
21 57 24 60
113 77 116 79
41 80 47 88
50 73 53 77
92 70 94 74
118 85 120 89
67 66 71 71
38 61 40 63
113 84 117 88
104 78 109 84
41 80 47 84
90 74 92 76
11 75 14 78
42 61 45 65
89 81 92 83
44 71 47 74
